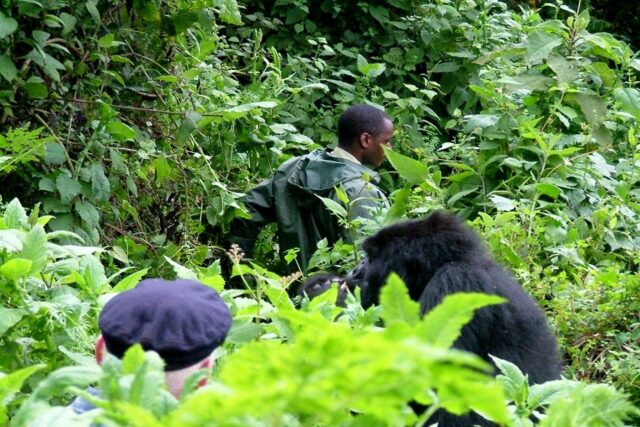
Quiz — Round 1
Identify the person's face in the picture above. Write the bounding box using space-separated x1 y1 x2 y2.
361 118 394 168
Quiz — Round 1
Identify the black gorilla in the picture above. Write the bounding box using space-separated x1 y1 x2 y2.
304 211 562 426
360 211 562 426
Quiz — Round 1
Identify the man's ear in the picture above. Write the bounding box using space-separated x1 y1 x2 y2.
95 335 106 365
359 132 372 148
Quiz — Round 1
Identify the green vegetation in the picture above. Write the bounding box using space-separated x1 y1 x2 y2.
1 0 639 424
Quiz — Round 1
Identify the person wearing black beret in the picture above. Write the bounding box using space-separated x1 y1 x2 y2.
71 278 232 414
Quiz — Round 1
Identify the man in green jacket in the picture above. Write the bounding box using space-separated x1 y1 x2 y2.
229 104 393 272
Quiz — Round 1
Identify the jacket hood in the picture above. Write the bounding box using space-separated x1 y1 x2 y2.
287 150 378 206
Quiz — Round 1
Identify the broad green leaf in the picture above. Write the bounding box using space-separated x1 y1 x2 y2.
0 12 18 39
0 307 25 335
0 364 43 424
525 31 563 65
379 273 420 326
56 174 82 203
176 111 201 145
90 163 110 202
60 12 76 35
317 195 348 220
106 120 137 141
44 142 67 165
547 55 578 85
25 77 48 99
85 0 101 24
31 365 102 400
3 198 28 229
417 293 505 348
0 230 23 252
463 114 499 133
18 225 47 273
490 195 517 212
213 0 242 25
75 200 100 227
112 268 149 292
226 321 263 345
497 73 553 91
132 0 160 22
536 183 562 199
0 55 17 82
383 146 431 186
221 101 277 120
0 258 33 281
491 356 529 403
613 88 640 121
356 55 386 78
575 93 608 125
164 256 198 280
541 383 639 427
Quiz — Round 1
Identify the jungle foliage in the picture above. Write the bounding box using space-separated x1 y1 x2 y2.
0 0 639 424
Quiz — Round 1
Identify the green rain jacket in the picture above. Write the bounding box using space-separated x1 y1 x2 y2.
229 149 388 272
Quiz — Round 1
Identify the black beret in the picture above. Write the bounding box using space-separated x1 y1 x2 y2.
99 278 232 371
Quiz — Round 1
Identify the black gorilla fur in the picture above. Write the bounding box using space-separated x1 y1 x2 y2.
360 211 563 426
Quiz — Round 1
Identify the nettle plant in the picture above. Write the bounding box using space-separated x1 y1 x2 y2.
442 6 640 244
0 199 105 378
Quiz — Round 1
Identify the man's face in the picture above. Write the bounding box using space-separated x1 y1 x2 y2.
362 118 394 168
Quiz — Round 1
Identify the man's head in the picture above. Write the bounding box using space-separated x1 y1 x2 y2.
338 104 394 167
95 278 232 397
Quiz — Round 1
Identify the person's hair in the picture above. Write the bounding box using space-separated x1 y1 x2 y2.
338 104 391 148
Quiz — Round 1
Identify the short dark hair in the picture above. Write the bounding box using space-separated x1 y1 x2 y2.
338 104 391 147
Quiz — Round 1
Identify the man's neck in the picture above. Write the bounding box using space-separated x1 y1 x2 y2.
329 146 361 165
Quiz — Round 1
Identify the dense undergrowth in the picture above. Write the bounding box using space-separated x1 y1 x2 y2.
1 0 639 424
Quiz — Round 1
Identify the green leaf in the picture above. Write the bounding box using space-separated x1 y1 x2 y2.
417 293 505 348
613 88 640 121
0 230 23 252
90 163 110 202
316 195 348 220
18 225 47 274
24 77 48 99
525 31 563 65
85 0 101 25
0 258 33 281
0 12 18 39
60 12 77 35
112 268 149 292
379 273 420 327
0 55 17 82
164 256 198 280
536 183 562 199
106 120 137 141
176 111 201 145
383 146 432 186
3 198 29 228
56 174 82 203
44 142 67 165
75 200 100 227
0 307 25 336
541 383 639 427
575 93 608 125
357 54 386 78
132 0 160 22
463 114 499 133
492 356 529 403
214 0 242 25
226 321 263 345
490 195 517 212
221 101 278 120
0 364 43 424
